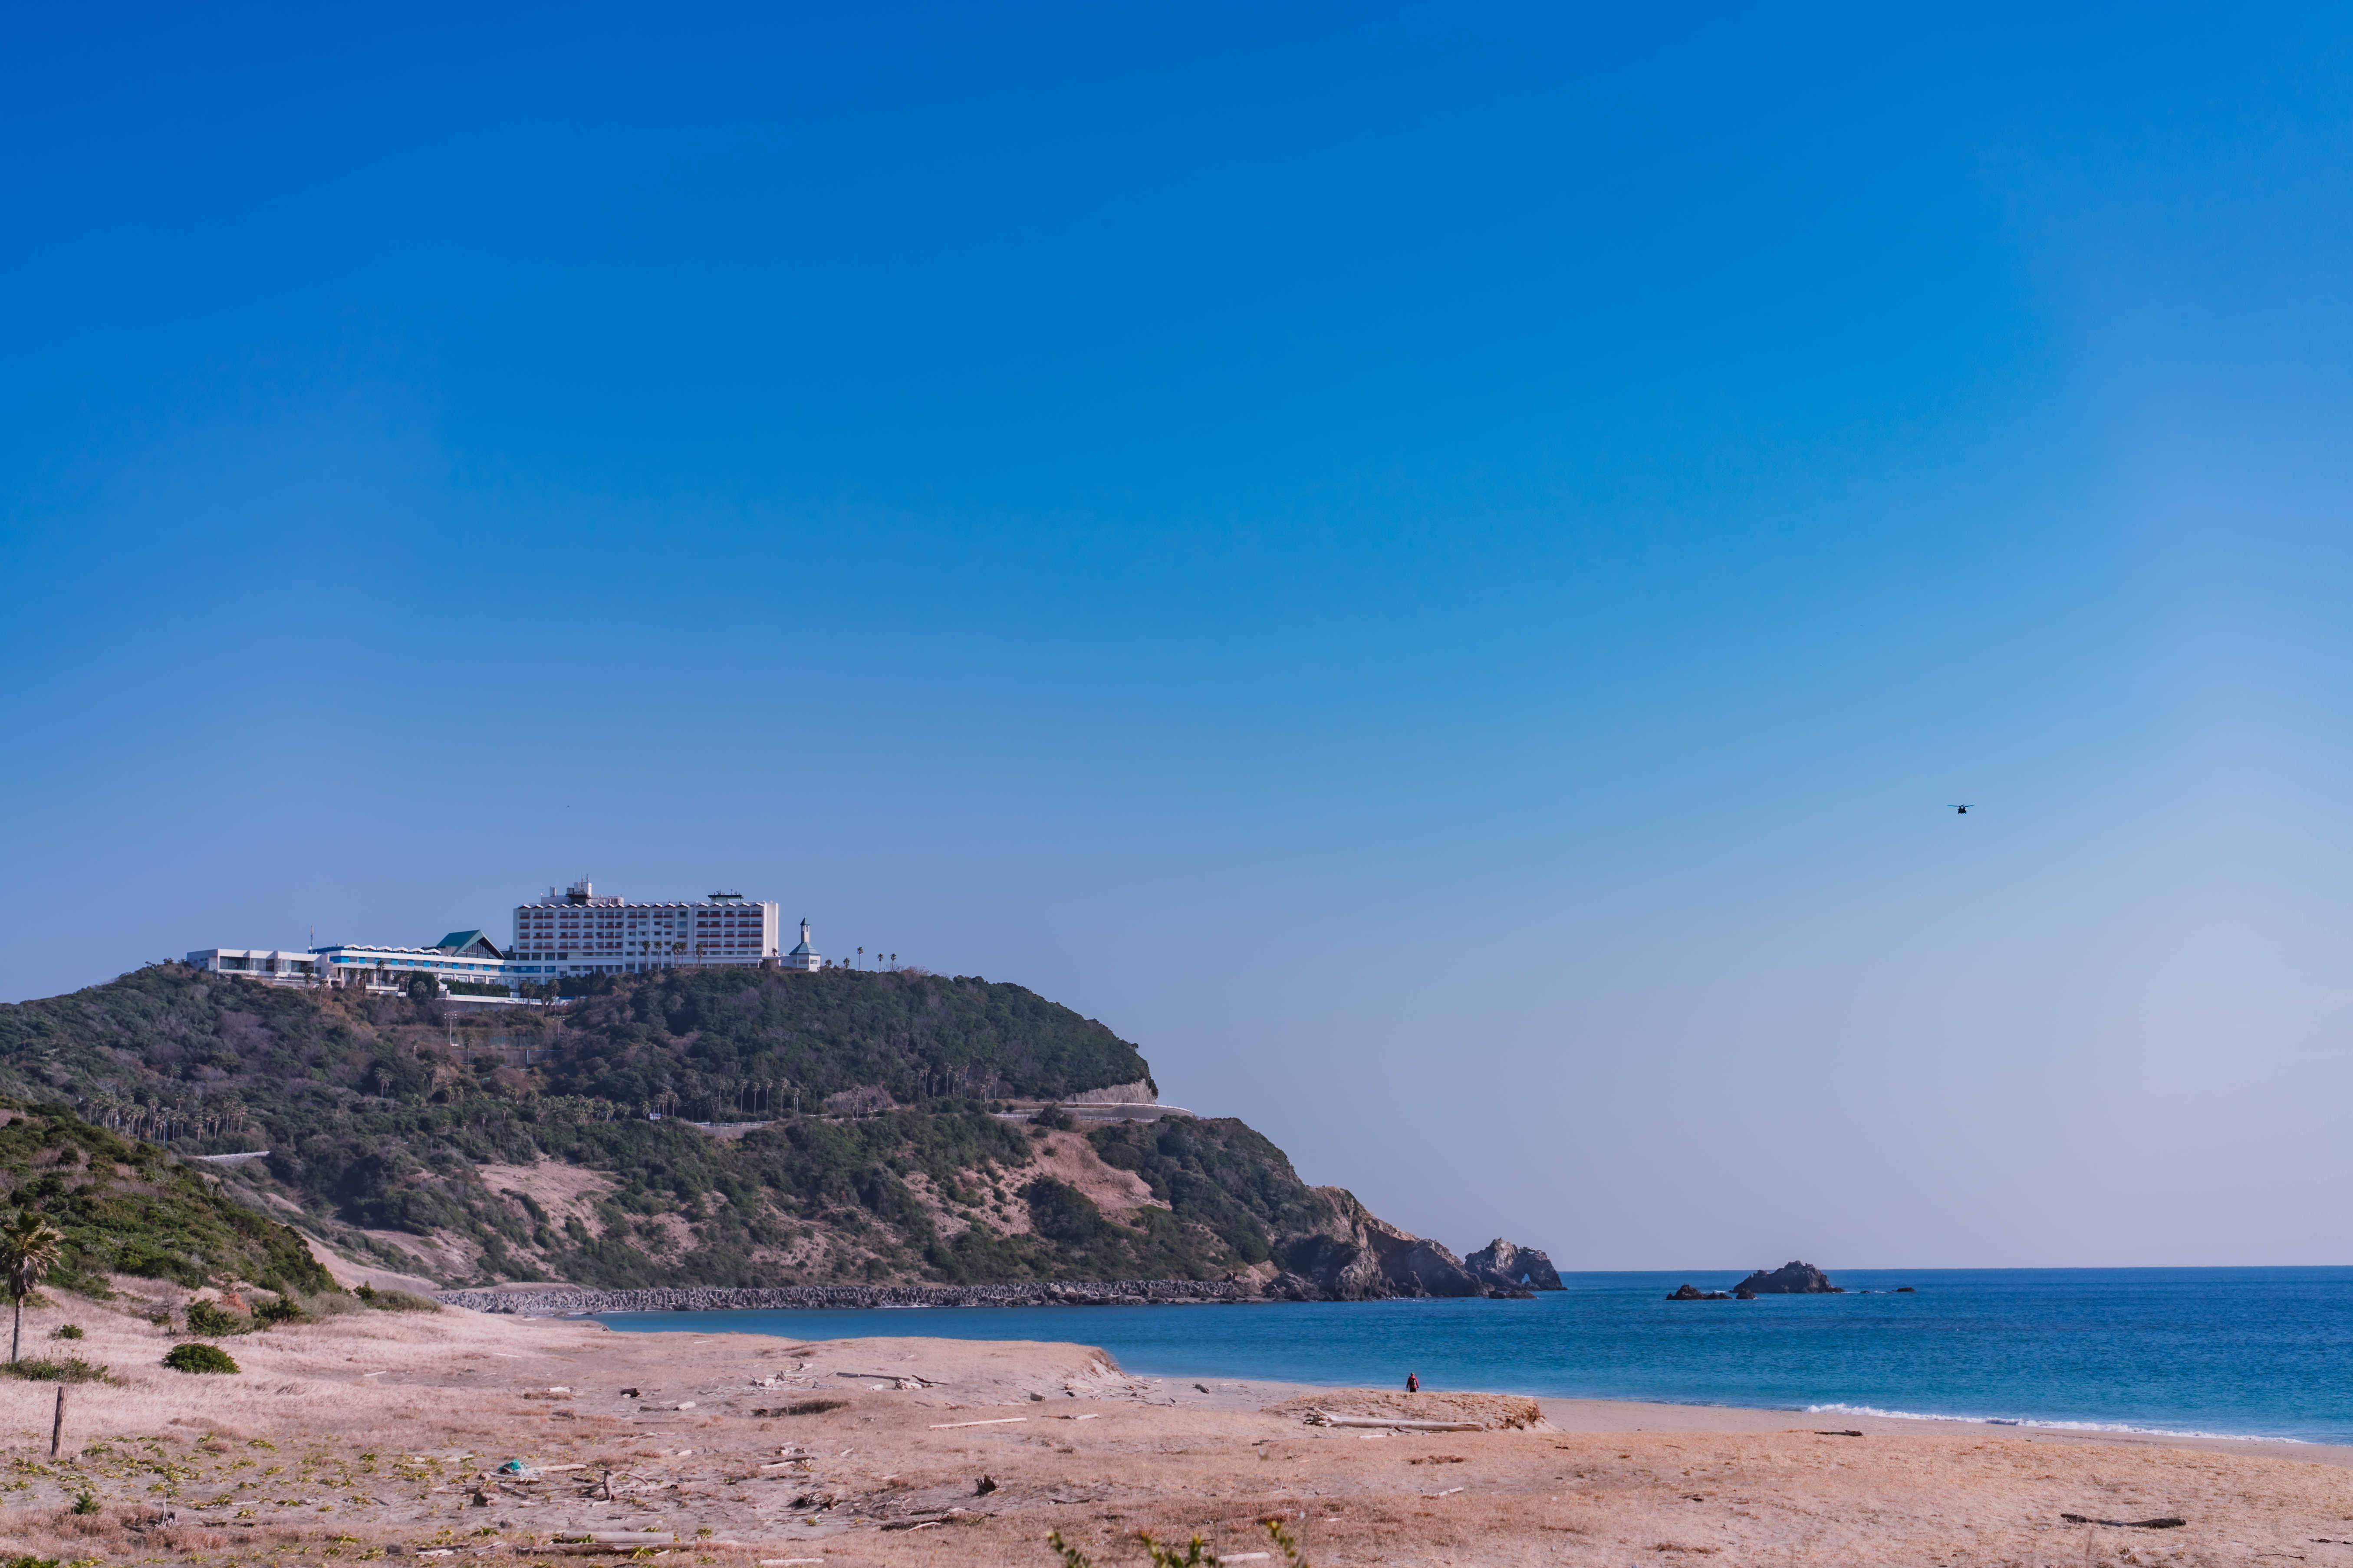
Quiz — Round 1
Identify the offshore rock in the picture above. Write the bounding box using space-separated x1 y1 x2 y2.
1464 1238 1565 1292
1731 1260 1843 1294
1666 1283 1733 1301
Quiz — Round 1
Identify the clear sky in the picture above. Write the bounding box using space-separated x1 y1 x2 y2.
5 2 2351 1269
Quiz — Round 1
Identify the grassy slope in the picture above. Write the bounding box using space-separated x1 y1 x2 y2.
0 965 1333 1290
0 1098 331 1296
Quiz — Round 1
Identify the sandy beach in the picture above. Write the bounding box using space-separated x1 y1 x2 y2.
1 1286 2345 1567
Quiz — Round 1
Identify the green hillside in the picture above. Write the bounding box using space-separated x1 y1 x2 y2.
0 964 1333 1292
0 1098 330 1296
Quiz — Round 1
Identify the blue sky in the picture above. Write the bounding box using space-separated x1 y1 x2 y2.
5 1 2351 1267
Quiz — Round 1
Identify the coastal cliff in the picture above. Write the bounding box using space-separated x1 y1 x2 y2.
0 963 1551 1302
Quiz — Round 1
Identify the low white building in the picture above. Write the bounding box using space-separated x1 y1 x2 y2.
313 933 515 994
191 934 517 995
185 949 320 983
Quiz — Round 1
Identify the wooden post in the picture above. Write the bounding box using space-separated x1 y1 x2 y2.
49 1384 65 1457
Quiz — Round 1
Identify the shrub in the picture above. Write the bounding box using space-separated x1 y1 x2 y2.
70 1491 98 1515
353 1285 440 1313
0 1358 109 1383
48 1324 82 1340
184 1299 247 1337
253 1295 305 1327
162 1342 240 1374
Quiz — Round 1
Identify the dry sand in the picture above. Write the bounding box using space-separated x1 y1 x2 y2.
0 1285 2346 1566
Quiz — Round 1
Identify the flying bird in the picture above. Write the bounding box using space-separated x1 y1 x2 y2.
1949 804 1974 814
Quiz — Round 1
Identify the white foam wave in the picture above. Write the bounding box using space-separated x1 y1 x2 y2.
1803 1402 2304 1444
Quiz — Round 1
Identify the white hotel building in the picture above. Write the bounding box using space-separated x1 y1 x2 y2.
192 878 823 991
504 879 787 981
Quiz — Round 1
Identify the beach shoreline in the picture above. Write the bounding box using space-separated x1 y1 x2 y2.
5 1290 2349 1566
588 1297 2353 1460
1058 1363 2353 1468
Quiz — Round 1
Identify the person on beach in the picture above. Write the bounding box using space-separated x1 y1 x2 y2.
1406 1372 1420 1393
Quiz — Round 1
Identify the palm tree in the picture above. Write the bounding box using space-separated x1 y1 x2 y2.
0 1211 66 1364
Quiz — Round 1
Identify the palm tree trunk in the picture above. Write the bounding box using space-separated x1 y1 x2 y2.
10 1294 20 1364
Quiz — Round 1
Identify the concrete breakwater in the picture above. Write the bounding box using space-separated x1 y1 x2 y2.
438 1279 1258 1315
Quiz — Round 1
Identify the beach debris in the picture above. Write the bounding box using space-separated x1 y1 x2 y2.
1408 1455 1466 1465
1195 1384 1211 1393
928 1417 1027 1429
835 1369 939 1385
754 1400 849 1417
974 1475 997 1496
2061 1514 2187 1529
1308 1413 1483 1432
1428 1486 1466 1498
618 1387 639 1397
1813 1430 1864 1438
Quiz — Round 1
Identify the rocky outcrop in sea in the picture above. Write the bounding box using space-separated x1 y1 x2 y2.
1731 1260 1843 1294
1465 1238 1565 1292
1252 1190 1540 1300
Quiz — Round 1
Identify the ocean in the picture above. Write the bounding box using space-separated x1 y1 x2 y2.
596 1266 2353 1446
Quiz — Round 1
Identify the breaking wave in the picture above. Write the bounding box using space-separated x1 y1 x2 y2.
1803 1402 2304 1444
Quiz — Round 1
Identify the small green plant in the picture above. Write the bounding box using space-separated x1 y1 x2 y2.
70 1492 99 1516
0 1357 109 1383
1260 1519 1310 1568
1048 1520 1310 1568
162 1342 240 1374
253 1295 305 1327
352 1285 439 1312
184 1299 247 1337
4 1553 61 1568
49 1325 82 1341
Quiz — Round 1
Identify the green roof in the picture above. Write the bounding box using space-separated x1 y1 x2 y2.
434 930 506 959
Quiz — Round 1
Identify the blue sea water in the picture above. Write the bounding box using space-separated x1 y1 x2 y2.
598 1268 2353 1446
